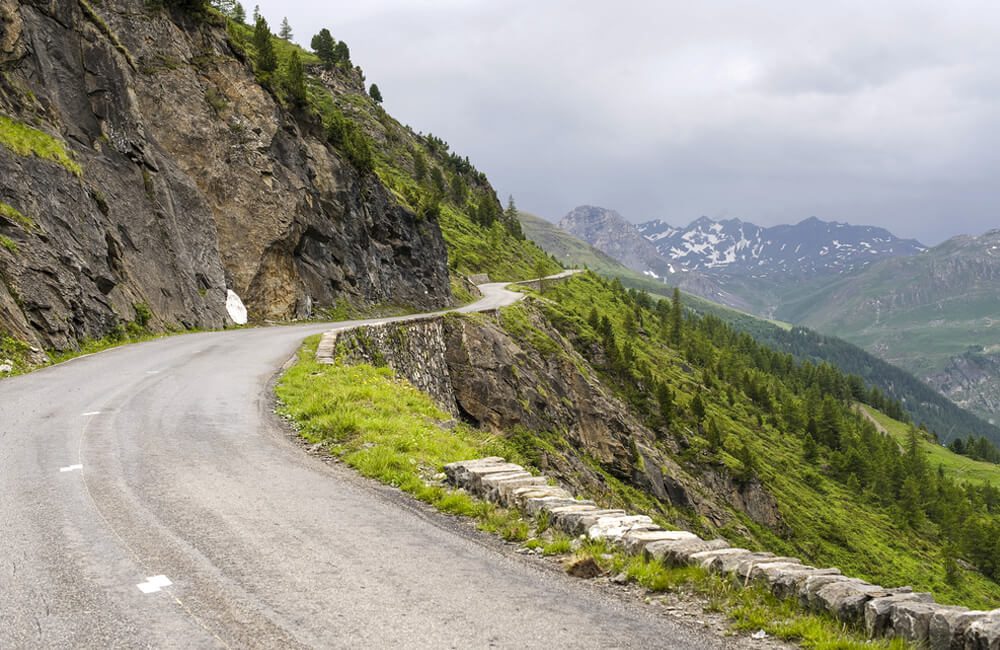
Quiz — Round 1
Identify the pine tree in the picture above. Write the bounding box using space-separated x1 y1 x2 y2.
691 391 706 424
449 174 467 203
412 148 427 182
737 440 756 480
430 167 445 195
333 41 350 65
232 2 246 22
368 83 383 104
252 4 260 22
253 16 277 74
283 50 306 104
670 287 682 346
279 17 293 40
657 383 674 428
311 29 336 68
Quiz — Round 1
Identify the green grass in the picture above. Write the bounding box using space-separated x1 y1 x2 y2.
0 202 34 231
0 235 17 253
276 336 536 541
0 116 82 175
860 405 1000 486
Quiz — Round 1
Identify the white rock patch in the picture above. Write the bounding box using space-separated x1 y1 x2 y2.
226 290 248 325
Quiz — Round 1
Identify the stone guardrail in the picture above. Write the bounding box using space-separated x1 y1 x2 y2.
445 457 1000 650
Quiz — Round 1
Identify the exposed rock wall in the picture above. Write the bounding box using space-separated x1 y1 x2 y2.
0 0 450 351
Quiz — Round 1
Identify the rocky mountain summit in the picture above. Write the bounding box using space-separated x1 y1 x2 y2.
0 0 451 355
638 216 925 278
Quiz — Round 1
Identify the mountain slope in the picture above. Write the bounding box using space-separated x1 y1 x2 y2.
777 230 1000 424
520 210 1000 444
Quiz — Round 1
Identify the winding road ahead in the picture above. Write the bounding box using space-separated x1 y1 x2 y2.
1 276 736 648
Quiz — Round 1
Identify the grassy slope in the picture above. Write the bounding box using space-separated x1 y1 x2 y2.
860 405 1000 487
534 274 1000 609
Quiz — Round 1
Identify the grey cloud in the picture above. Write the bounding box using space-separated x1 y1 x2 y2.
252 1 1000 245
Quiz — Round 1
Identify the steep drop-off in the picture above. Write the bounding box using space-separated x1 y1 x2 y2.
0 0 450 355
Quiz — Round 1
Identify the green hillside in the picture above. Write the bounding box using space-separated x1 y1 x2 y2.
859 405 1000 486
531 273 1000 607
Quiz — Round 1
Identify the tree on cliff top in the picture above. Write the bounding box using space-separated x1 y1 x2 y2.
311 29 336 68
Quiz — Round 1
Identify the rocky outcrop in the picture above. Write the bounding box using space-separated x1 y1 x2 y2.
0 0 450 352
446 456 1000 650
929 351 1000 426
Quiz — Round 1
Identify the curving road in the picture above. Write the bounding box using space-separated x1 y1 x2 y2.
0 276 737 648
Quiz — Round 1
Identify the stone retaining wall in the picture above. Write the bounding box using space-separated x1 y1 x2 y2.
445 457 1000 650
316 316 461 415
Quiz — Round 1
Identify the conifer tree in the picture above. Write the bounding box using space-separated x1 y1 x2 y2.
284 50 306 104
253 16 277 74
279 17 293 40
369 83 383 104
252 4 260 22
412 148 427 182
333 41 350 65
311 29 336 68
691 391 706 424
232 2 246 22
670 287 683 346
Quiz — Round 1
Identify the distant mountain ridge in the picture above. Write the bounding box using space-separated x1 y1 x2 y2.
637 215 926 278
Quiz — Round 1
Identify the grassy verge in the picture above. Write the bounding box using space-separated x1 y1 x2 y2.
275 336 912 647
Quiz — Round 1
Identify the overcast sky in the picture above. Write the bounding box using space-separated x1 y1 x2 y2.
250 1 999 244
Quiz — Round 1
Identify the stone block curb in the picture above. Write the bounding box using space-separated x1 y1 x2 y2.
443 456 1000 649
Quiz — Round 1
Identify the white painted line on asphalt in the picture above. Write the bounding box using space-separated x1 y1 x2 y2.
145 370 160 375
137 575 172 593
81 411 102 416
59 464 83 472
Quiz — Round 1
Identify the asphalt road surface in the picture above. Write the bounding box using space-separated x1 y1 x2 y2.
0 277 740 648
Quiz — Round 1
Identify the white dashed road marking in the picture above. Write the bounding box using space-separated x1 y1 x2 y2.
59 464 83 472
137 575 172 594
145 371 160 375
82 411 102 416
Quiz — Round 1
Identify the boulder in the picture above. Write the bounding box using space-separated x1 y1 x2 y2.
964 610 1000 650
890 601 964 646
554 509 628 535
865 592 934 638
756 565 841 600
812 580 895 624
688 548 752 571
644 538 730 567
621 530 699 555
587 515 658 543
520 494 583 513
928 607 984 650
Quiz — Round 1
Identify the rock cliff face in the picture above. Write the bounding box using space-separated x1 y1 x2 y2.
0 0 450 352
